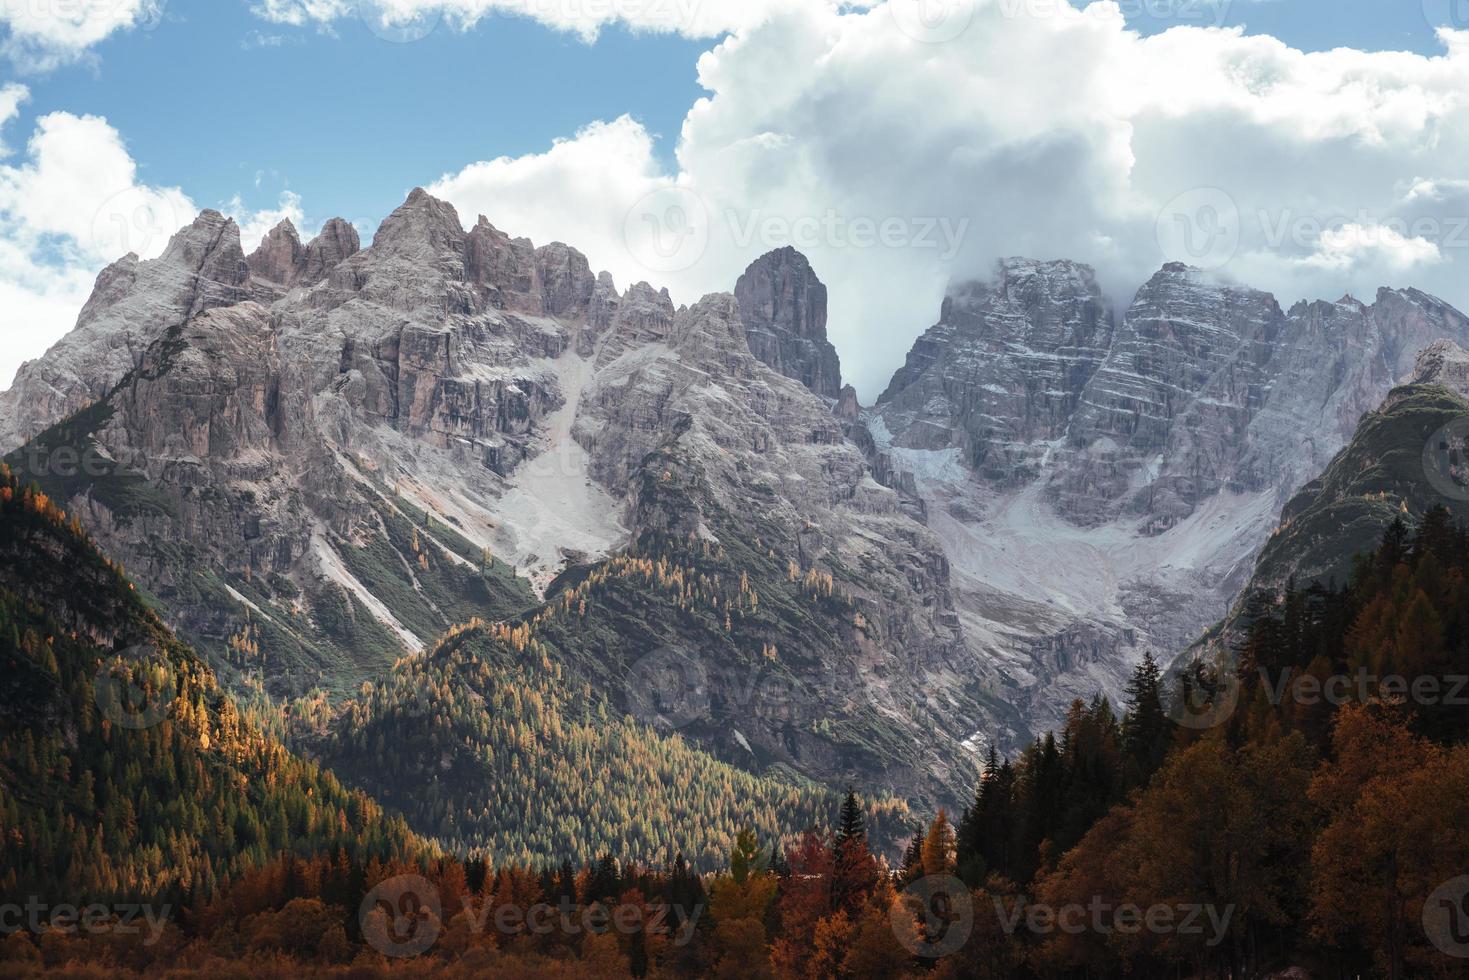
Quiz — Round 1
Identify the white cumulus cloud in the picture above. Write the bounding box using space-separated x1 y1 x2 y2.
0 0 163 70
428 115 681 290
252 0 829 41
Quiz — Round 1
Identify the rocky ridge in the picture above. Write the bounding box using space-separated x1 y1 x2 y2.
12 187 1469 804
3 189 995 807
868 260 1469 732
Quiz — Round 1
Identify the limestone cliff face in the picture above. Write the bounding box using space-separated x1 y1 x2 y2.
0 211 253 452
877 258 1114 483
15 185 1469 805
3 191 994 807
574 291 985 799
870 259 1469 737
246 218 361 298
735 247 843 398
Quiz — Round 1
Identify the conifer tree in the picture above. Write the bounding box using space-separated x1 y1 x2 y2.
1122 651 1168 783
835 787 864 845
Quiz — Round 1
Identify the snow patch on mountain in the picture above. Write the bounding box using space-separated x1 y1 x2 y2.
494 343 628 593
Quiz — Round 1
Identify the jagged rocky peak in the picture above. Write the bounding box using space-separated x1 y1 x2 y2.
734 247 843 398
596 281 677 367
246 219 304 286
875 256 1115 479
535 241 597 320
370 186 468 260
300 217 361 284
1048 261 1287 524
159 209 249 274
465 215 541 312
0 208 255 452
1409 339 1469 397
669 292 759 369
242 217 357 297
76 253 142 324
354 189 609 323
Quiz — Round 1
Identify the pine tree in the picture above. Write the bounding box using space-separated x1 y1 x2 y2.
1121 651 1168 784
833 788 879 915
836 787 864 845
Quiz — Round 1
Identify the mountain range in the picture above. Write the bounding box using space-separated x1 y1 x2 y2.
6 186 1469 827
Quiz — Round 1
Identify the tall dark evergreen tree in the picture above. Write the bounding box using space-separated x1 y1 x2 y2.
1121 651 1168 783
836 787 865 845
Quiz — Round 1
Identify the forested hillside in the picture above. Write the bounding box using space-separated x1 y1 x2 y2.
926 510 1469 979
0 463 423 907
310 536 913 868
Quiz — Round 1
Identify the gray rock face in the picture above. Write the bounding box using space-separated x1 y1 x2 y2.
245 220 306 289
1408 337 1469 396
1048 264 1285 528
247 218 362 299
17 185 1469 804
735 247 843 398
1195 340 1469 660
575 290 993 800
3 189 996 806
0 211 252 452
878 258 1114 483
535 241 597 321
301 218 362 285
870 259 1469 738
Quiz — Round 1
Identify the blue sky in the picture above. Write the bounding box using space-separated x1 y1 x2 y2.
6 0 1469 398
12 3 708 231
